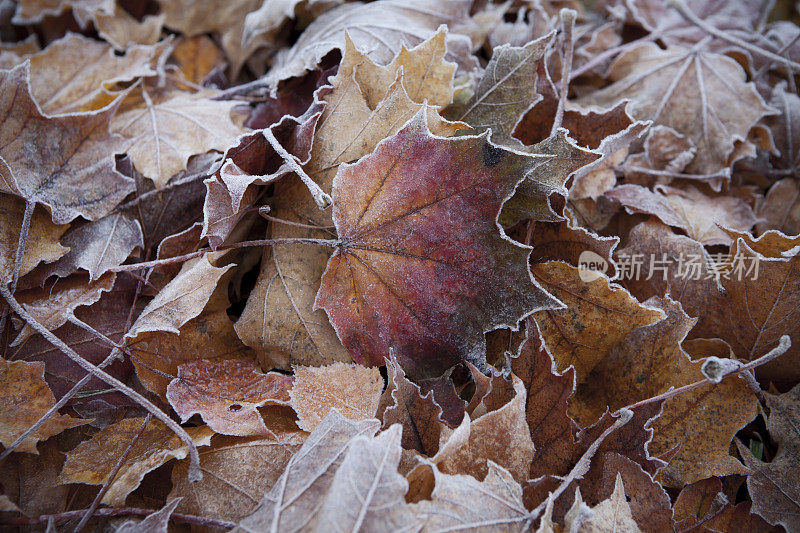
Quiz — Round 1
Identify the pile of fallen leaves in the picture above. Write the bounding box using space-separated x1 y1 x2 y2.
1 0 800 530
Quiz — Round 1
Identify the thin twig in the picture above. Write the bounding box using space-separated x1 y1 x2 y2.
551 9 577 137
0 285 203 482
10 201 34 295
668 0 800 71
71 415 152 533
68 315 123 350
618 335 791 414
0 507 235 530
109 237 339 272
263 127 332 209
0 201 35 335
525 409 634 526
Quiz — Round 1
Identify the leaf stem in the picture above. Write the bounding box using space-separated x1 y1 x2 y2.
551 9 577 137
0 284 203 483
109 237 339 272
263 127 332 209
0 507 235 530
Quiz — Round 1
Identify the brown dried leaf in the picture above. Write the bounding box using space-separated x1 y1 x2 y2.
172 35 226 85
169 414 307 522
0 193 68 284
57 417 213 506
0 440 69 517
531 261 663 383
111 85 244 188
27 32 166 115
446 33 553 146
425 376 534 482
412 462 530 531
0 358 88 453
0 62 133 224
235 410 380 531
126 255 231 338
11 0 113 25
737 384 800 531
127 305 251 398
316 425 418 530
756 178 800 236
379 356 445 456
606 184 755 246
511 326 578 478
564 475 641 533
7 275 138 409
166 359 293 437
41 212 143 280
157 0 262 74
572 296 759 487
583 43 773 174
93 7 165 51
12 273 115 347
116 498 181 533
290 362 383 432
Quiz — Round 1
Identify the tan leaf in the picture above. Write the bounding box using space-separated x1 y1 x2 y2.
0 193 68 284
157 0 263 74
259 0 476 89
606 184 755 245
290 362 383 432
169 415 307 522
0 62 133 224
354 27 455 108
316 425 418 530
235 410 380 531
564 475 641 533
57 417 213 506
426 375 534 482
12 0 114 26
412 462 530 532
27 33 167 115
172 35 226 85
583 43 774 174
531 261 663 383
93 7 165 51
111 85 244 188
0 358 88 453
12 273 115 347
166 359 293 437
41 212 143 281
126 255 232 338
